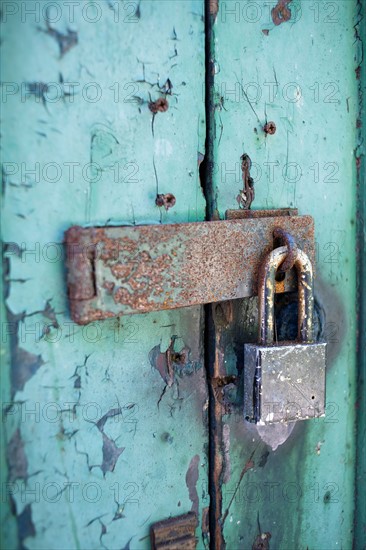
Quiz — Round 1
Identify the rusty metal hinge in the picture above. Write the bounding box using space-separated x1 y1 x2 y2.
64 209 314 324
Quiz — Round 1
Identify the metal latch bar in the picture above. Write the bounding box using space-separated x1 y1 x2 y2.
64 213 314 324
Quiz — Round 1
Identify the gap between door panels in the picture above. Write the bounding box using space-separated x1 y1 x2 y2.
200 1 229 548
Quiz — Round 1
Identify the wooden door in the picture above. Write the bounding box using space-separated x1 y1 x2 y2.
1 1 365 549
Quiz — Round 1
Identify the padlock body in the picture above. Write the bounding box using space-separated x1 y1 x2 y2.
244 342 326 424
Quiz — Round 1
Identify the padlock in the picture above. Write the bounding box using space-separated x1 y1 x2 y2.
244 245 326 424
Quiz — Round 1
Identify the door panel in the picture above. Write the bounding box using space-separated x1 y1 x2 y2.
2 1 364 549
1 2 208 549
209 2 358 548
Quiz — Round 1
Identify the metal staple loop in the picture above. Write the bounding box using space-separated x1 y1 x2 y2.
258 245 314 344
273 227 298 272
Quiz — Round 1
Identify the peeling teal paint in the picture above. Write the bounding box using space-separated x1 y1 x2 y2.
355 0 366 546
1 2 208 548
210 1 359 548
1 1 364 549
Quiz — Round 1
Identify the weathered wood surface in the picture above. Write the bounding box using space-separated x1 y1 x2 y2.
209 1 360 548
1 1 364 549
1 2 208 549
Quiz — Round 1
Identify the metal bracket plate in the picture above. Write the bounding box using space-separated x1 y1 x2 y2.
65 211 314 324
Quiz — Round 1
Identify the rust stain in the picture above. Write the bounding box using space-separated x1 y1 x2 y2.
211 392 224 545
236 154 255 210
149 336 190 387
149 98 169 113
149 341 175 387
263 121 276 135
225 208 298 219
201 507 209 545
156 193 176 210
273 226 298 272
271 0 292 25
209 0 219 17
69 305 115 326
258 246 314 345
208 301 230 547
65 225 96 301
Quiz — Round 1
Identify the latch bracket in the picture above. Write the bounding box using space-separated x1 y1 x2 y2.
64 209 314 324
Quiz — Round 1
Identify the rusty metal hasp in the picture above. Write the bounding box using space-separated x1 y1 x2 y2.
64 212 314 324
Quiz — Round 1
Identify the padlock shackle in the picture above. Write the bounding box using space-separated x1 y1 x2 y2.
258 246 314 345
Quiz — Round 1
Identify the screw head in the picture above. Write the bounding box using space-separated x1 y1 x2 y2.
155 193 176 210
264 121 276 135
149 98 169 113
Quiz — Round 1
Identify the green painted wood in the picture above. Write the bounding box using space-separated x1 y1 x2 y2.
210 1 359 548
0 257 19 550
1 2 208 549
2 1 364 549
355 0 366 545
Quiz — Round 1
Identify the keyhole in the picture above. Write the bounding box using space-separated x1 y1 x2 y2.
275 271 286 282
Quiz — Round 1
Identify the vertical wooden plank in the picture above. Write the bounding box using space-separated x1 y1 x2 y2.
208 1 359 548
355 1 366 546
1 2 208 548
